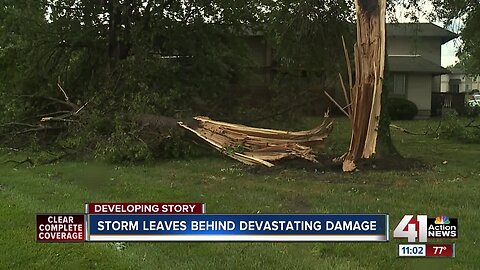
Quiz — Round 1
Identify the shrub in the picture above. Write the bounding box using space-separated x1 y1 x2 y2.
388 98 418 120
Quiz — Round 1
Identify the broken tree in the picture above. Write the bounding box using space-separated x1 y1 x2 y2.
179 0 387 170
336 0 386 172
178 115 333 167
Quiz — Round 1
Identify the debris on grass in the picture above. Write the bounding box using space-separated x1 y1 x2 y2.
178 114 333 167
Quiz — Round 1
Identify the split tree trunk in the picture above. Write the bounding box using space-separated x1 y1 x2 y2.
342 0 386 172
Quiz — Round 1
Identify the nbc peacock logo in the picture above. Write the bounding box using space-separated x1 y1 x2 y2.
434 216 450 225
428 215 457 238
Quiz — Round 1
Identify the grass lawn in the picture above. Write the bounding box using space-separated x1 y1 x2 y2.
0 117 479 269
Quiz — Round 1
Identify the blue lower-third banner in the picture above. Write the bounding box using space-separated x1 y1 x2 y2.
87 214 389 242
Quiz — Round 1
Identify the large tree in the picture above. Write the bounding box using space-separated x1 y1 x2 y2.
431 0 480 75
0 0 358 117
1 1 264 119
0 0 405 165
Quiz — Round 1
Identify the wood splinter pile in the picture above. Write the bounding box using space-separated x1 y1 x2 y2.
178 115 333 167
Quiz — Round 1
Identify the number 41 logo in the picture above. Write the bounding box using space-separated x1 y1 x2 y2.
393 215 428 242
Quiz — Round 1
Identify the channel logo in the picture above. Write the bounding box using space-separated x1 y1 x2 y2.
393 215 458 243
435 216 450 225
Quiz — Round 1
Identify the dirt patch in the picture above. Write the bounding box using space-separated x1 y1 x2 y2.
355 156 430 171
284 196 312 213
244 154 430 174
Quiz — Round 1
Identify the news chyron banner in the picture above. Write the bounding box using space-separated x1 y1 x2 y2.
87 214 387 242
37 202 389 242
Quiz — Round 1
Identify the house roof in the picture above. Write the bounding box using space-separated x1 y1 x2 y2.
388 55 450 75
387 23 458 44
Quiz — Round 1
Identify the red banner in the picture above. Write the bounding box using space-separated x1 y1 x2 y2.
426 244 455 257
87 203 205 214
36 214 85 242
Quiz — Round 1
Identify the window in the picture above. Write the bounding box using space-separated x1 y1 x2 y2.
393 74 406 95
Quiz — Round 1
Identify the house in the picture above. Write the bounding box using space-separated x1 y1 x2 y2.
242 23 458 117
440 66 480 93
386 23 458 117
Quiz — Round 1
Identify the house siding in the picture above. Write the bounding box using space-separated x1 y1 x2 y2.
407 74 432 117
441 74 450 92
388 36 443 95
387 36 441 64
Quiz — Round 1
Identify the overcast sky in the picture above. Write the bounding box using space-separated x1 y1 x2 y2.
392 1 460 67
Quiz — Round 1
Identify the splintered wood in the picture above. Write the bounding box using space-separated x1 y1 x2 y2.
326 0 386 172
178 116 333 167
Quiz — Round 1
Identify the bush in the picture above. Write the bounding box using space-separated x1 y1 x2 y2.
388 98 418 120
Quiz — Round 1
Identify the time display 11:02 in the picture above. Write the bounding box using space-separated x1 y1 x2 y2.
398 244 426 257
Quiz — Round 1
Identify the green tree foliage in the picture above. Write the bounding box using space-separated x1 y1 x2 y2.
0 0 358 161
419 0 479 75
1 0 358 116
1 1 261 118
0 1 48 120
262 1 356 117
450 5 480 75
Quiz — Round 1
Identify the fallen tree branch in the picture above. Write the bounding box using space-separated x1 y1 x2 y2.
39 152 72 165
128 130 149 148
389 124 427 135
2 126 64 136
57 76 70 102
19 111 73 122
40 116 78 123
74 97 93 115
0 147 20 152
465 118 480 129
432 118 443 135
178 113 333 167
0 122 41 128
2 158 35 167
3 81 92 134
12 94 78 110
